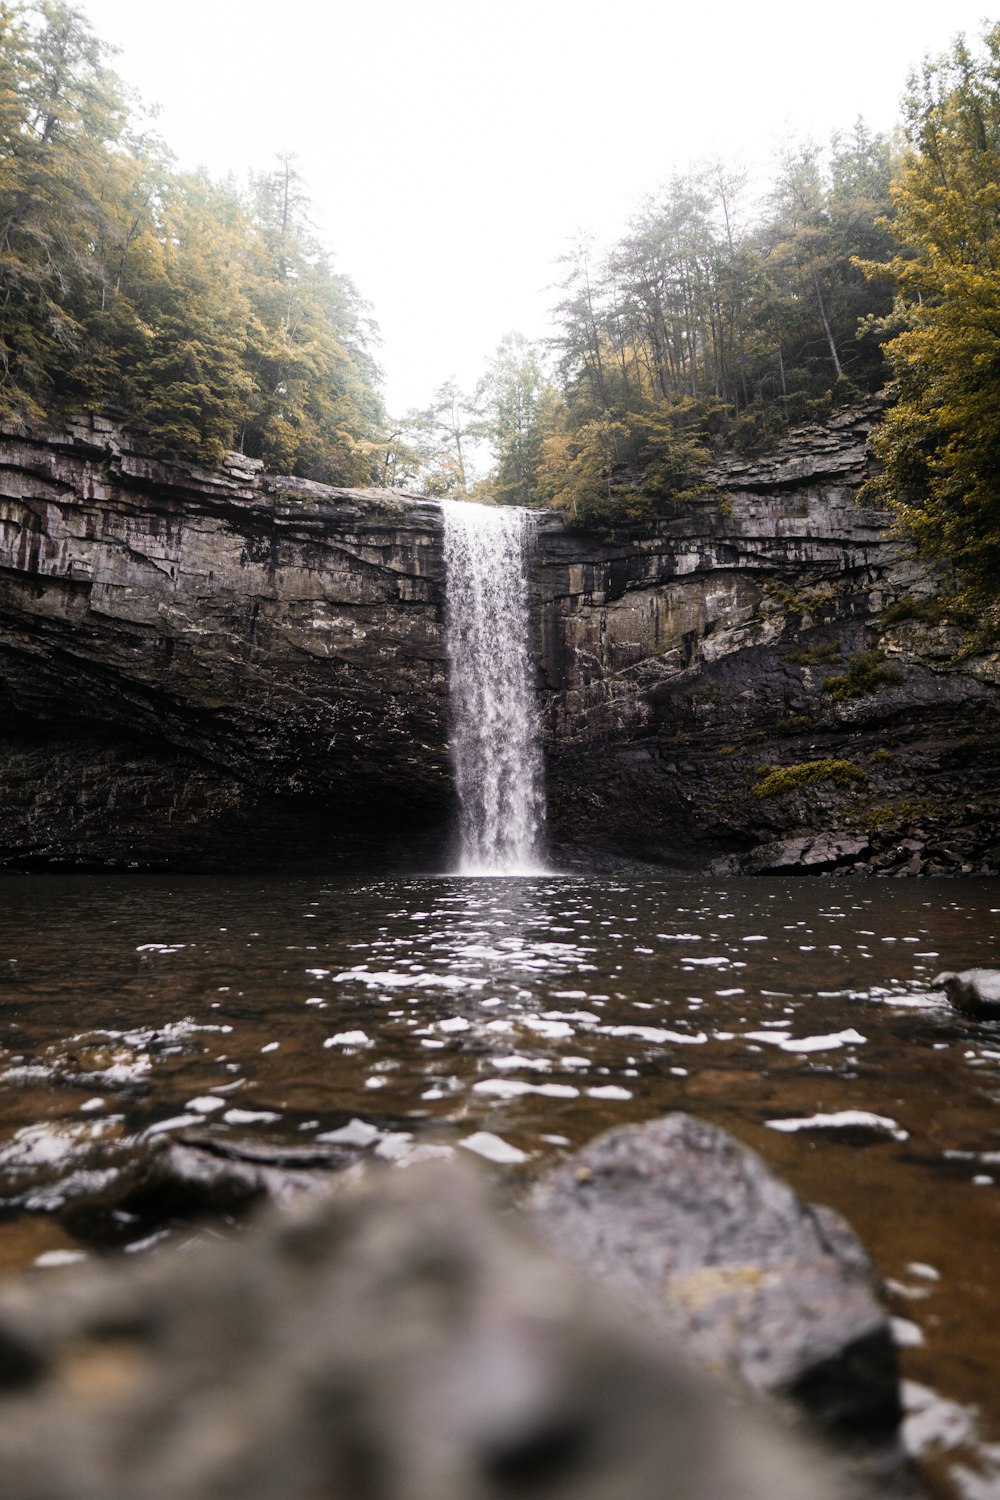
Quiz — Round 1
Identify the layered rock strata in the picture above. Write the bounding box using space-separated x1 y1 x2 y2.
533 405 1000 875
0 417 449 868
1 406 997 872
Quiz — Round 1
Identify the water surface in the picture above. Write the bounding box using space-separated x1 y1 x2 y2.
1 872 999 1497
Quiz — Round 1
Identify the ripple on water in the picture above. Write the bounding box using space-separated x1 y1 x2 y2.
1 871 1000 1500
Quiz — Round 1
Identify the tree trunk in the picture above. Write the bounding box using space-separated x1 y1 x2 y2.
811 269 843 378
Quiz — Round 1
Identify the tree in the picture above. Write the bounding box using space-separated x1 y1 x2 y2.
0 6 388 477
381 384 475 497
130 172 252 462
864 26 1000 623
765 130 894 394
0 1 135 419
414 380 474 494
240 156 384 484
471 333 546 505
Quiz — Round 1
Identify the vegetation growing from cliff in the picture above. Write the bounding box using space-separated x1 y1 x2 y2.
456 19 1000 607
862 25 1000 632
0 2 384 480
753 759 868 799
9 0 1000 608
821 650 904 700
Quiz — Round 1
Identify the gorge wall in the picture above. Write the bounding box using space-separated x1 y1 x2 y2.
535 405 1000 876
0 417 450 869
1 408 998 874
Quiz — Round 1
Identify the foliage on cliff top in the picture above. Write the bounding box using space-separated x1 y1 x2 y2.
862 24 1000 631
413 125 897 525
0 2 384 481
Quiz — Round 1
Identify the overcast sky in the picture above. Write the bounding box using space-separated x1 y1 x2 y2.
80 0 995 415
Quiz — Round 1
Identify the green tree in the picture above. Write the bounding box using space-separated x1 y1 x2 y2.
240 156 384 484
471 333 547 505
864 26 1000 622
0 0 134 419
0 6 388 477
129 172 252 462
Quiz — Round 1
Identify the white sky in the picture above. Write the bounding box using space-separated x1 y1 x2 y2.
79 0 995 415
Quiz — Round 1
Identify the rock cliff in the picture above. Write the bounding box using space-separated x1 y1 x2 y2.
0 416 450 868
1 407 997 873
534 405 1000 876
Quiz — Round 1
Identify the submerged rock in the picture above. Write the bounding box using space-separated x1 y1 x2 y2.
935 968 1000 1018
0 1163 853 1500
0 1124 359 1246
526 1114 901 1445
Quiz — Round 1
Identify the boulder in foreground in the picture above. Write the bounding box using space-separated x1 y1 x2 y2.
526 1113 901 1444
0 1162 851 1500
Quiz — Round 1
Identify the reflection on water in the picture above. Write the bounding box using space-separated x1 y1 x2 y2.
1 872 1000 1496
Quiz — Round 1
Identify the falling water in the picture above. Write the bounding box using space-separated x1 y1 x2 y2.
441 500 546 874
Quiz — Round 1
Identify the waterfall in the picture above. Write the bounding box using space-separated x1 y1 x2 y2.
441 500 546 875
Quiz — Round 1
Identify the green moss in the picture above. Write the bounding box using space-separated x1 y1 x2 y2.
783 642 841 667
762 580 837 618
822 650 904 701
880 596 952 627
862 803 897 828
773 713 812 734
868 747 894 764
753 758 869 800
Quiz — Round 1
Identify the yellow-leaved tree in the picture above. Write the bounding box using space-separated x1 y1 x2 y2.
864 26 1000 631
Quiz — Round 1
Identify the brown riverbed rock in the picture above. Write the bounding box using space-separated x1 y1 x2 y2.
525 1114 901 1445
0 1162 854 1500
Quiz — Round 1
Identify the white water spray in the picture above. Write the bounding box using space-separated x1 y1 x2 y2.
441 501 546 875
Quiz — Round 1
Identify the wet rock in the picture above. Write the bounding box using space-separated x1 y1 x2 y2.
0 1123 359 1246
935 968 1000 1019
526 1114 901 1445
738 833 872 875
68 1135 358 1239
0 1163 851 1500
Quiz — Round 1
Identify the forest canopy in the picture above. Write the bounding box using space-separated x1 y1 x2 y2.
3 2 1000 617
406 125 900 528
0 0 384 481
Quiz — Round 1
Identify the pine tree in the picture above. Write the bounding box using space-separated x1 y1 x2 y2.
0 1 133 419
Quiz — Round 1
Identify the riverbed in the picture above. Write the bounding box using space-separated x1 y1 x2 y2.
1 872 999 1497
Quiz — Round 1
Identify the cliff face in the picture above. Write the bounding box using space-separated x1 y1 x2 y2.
1 408 998 873
0 417 450 868
533 406 1000 875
